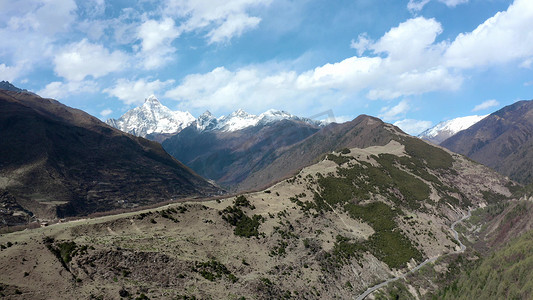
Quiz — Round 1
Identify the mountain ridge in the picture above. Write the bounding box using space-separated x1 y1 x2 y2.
0 89 220 225
106 95 195 138
418 114 488 144
107 95 325 141
162 118 322 190
441 99 533 184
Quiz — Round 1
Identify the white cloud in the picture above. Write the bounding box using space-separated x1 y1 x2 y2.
472 99 499 112
300 17 461 99
407 0 431 13
296 56 382 91
371 17 443 61
165 17 464 112
38 80 98 100
100 108 113 117
408 0 468 12
0 63 23 82
206 13 261 44
138 18 180 52
137 18 181 69
165 66 302 112
445 0 533 68
104 78 175 105
393 119 433 135
4 0 77 36
53 39 128 81
0 0 77 80
161 1 531 116
367 67 462 100
379 100 410 121
165 0 271 43
350 33 372 56
439 0 469 7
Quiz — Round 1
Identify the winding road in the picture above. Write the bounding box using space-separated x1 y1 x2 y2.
354 209 472 300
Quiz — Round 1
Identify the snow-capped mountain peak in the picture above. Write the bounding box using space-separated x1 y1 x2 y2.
109 99 326 138
194 108 326 132
232 108 249 117
106 95 195 137
214 109 260 132
144 94 159 104
259 109 292 121
418 114 488 144
196 110 218 131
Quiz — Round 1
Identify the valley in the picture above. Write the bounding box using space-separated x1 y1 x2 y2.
1 85 533 299
2 0 533 298
0 117 520 299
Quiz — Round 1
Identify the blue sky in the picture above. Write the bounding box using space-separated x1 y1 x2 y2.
1 0 532 134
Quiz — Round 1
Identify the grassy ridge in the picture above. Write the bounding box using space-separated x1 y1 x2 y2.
314 147 440 269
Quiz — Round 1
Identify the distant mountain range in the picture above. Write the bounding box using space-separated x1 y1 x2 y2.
106 95 195 139
107 97 330 191
441 100 533 184
106 95 324 141
107 94 533 190
163 114 411 192
0 87 219 225
418 114 488 144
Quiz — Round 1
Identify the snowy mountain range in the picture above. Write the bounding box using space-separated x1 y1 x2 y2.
107 95 325 138
418 114 488 144
195 108 324 132
106 95 195 138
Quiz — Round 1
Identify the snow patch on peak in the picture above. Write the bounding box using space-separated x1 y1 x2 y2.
108 100 327 138
200 110 214 117
196 110 218 131
260 109 292 120
418 114 488 144
145 94 158 102
106 95 195 137
194 109 326 133
215 109 260 132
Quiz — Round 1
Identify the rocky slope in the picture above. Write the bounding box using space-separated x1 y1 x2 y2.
0 115 516 299
0 89 219 225
0 81 26 93
418 115 487 145
441 100 533 184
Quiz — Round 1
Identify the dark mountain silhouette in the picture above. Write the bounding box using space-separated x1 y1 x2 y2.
0 89 219 224
0 81 26 92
